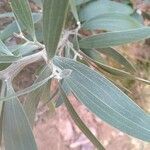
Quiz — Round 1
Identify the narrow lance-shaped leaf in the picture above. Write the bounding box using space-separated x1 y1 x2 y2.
81 48 135 73
82 13 143 31
53 56 150 141
79 0 133 21
43 0 69 59
79 27 150 49
59 83 105 149
70 0 80 23
2 80 37 150
95 48 136 72
82 50 132 76
11 0 36 40
80 51 150 85
0 13 42 41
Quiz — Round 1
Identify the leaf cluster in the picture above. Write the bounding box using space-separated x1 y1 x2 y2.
0 0 150 149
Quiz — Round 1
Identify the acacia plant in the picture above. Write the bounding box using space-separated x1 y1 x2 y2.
0 0 150 149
